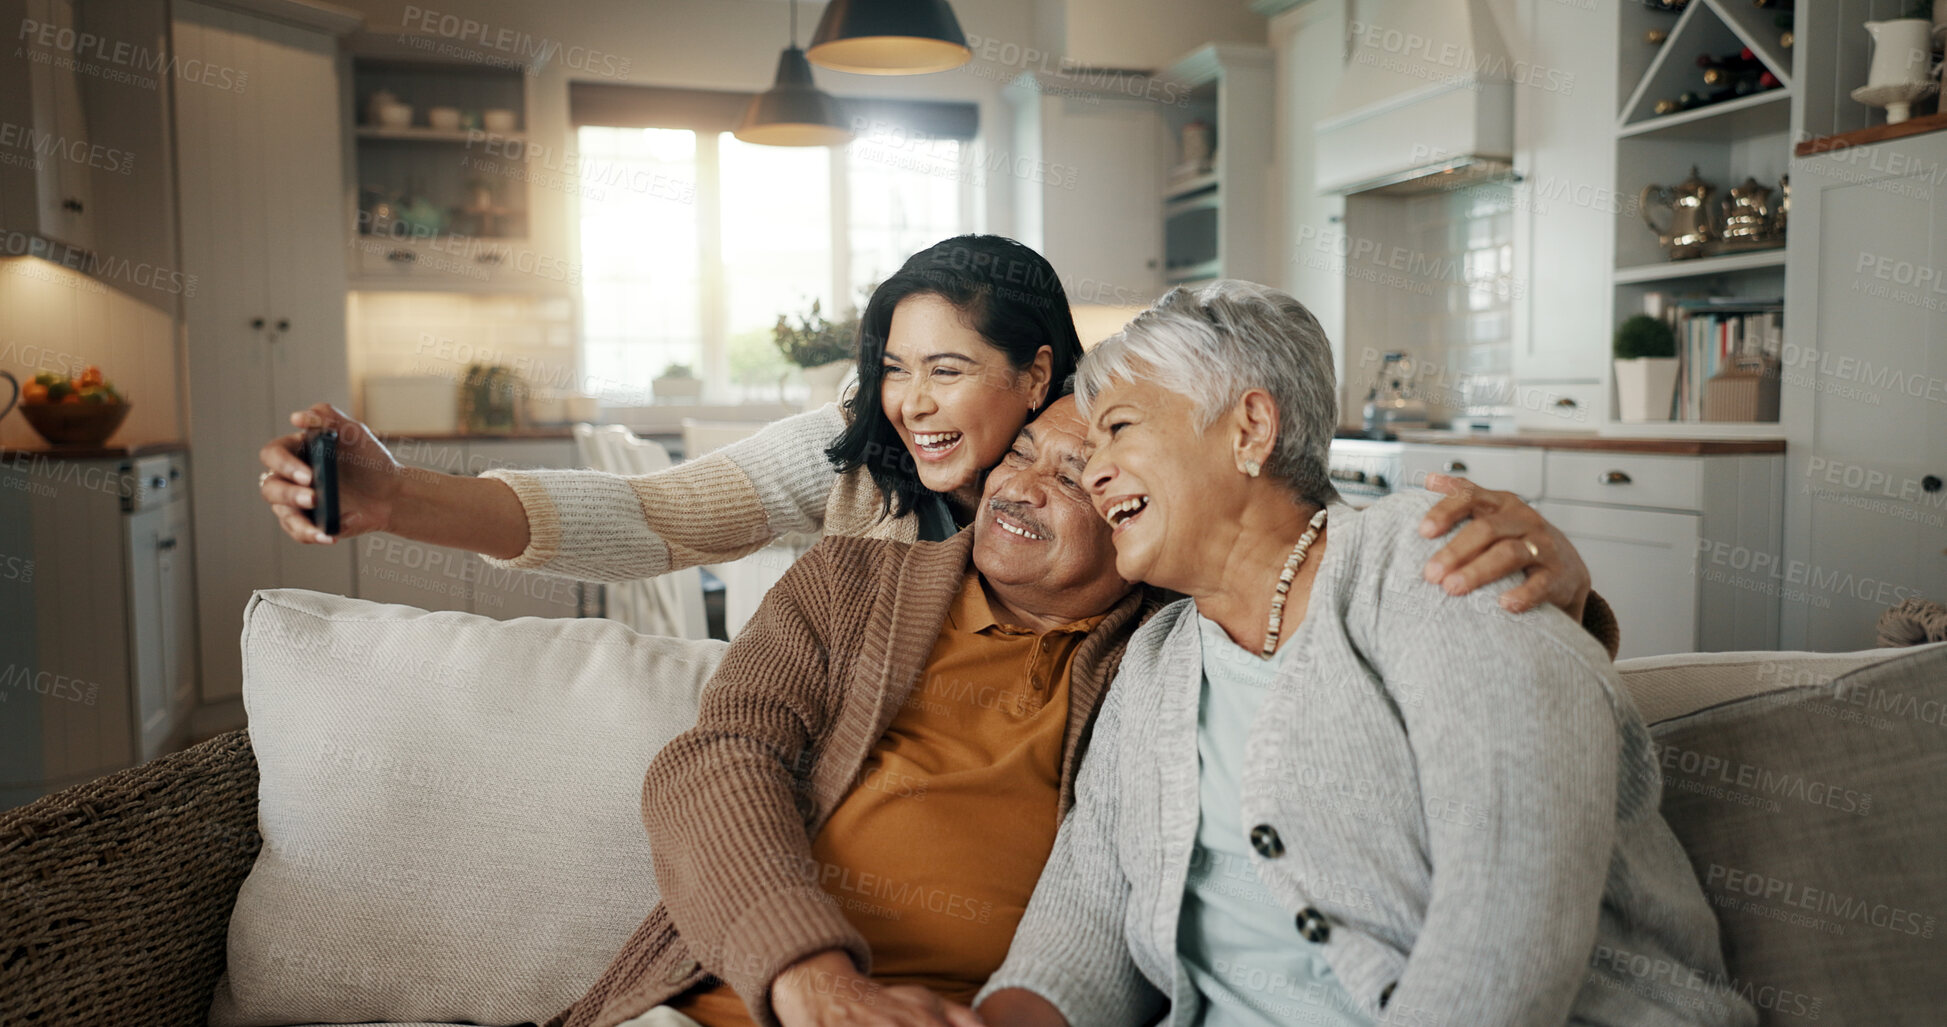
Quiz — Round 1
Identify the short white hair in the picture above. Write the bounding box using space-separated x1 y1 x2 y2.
1076 280 1339 504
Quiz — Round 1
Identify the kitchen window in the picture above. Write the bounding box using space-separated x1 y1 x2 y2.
575 116 971 406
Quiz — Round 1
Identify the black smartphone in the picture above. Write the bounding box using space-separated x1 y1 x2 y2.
304 428 341 536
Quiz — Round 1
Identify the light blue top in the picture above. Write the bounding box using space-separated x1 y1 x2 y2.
1176 611 1370 1027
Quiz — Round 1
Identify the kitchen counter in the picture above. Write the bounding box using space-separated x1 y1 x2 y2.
0 439 190 461
375 427 577 443
1392 430 1784 455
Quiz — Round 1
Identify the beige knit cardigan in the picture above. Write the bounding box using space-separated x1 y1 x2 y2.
542 529 1157 1027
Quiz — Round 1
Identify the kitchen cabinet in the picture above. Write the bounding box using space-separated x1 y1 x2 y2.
1507 0 1619 417
1006 71 1168 306
1779 132 1947 651
0 450 197 808
1399 444 1542 500
340 36 558 293
176 0 361 704
0 0 95 253
1399 440 1781 656
0 0 180 312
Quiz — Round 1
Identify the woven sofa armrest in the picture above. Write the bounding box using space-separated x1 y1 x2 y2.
1 730 261 1026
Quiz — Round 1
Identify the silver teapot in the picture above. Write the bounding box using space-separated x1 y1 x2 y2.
1716 176 1776 250
1641 166 1719 260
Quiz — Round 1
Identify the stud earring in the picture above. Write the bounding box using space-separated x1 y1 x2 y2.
1243 460 1262 478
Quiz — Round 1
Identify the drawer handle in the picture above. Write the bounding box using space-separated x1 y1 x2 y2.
1445 460 1467 473
1554 397 1578 408
387 248 417 263
1599 470 1632 485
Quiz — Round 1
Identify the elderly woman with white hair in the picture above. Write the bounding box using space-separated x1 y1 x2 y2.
975 282 1755 1027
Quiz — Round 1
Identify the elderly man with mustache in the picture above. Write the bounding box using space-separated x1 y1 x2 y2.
547 394 1618 1027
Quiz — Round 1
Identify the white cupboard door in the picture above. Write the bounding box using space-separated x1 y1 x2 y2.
179 1 275 704
1787 149 1946 651
19 0 96 250
1538 500 1700 658
1509 0 1614 385
256 12 353 600
179 1 350 701
1034 94 1165 303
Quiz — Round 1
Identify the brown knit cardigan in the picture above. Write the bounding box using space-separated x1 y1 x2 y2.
546 529 1622 1027
547 528 1156 1027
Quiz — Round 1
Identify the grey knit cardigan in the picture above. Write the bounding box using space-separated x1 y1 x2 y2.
977 492 1756 1027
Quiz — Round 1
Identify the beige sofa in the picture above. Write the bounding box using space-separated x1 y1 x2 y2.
2 589 1941 1025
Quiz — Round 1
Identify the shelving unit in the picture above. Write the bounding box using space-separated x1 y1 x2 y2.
341 30 551 291
1155 44 1273 288
1604 0 1799 437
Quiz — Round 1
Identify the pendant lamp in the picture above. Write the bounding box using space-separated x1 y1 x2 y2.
807 0 971 75
735 0 854 146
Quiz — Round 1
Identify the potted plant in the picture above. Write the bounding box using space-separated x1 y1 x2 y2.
652 362 703 403
1613 314 1680 422
773 297 859 408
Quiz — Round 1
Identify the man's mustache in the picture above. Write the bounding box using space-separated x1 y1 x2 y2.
988 498 1054 540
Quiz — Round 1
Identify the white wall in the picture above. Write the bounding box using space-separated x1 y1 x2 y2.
1057 0 1267 70
0 258 181 450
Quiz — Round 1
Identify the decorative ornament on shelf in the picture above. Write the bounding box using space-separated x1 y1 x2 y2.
1852 17 1939 125
1640 165 1719 261
1613 315 1680 424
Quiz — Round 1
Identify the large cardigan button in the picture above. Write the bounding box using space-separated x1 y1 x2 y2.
1248 823 1285 859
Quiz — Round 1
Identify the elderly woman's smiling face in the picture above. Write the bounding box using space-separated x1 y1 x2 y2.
1081 375 1246 591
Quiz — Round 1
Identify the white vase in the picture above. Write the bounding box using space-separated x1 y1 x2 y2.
652 376 703 403
1614 357 1680 423
1864 19 1934 88
801 360 854 409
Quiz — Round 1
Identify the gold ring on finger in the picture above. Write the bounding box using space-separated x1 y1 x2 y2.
1523 538 1541 562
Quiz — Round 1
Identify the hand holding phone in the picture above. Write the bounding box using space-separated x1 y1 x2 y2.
304 428 341 536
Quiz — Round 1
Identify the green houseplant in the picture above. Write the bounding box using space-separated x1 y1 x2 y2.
651 361 702 404
774 297 860 407
1613 314 1679 422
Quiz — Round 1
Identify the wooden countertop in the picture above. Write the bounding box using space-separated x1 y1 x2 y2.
375 428 578 443
1392 431 1784 455
0 439 189 461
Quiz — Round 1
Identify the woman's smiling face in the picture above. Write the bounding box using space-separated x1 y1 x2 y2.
879 293 1051 505
1081 375 1237 591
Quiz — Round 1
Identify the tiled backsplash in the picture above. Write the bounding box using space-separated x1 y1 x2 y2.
1341 181 1517 428
345 291 583 421
0 257 180 450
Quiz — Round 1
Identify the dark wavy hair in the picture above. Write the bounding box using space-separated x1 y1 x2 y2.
825 235 1084 519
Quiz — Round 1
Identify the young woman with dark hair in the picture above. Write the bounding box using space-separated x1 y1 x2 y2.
254 234 1593 615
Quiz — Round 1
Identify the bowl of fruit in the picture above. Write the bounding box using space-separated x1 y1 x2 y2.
19 367 131 445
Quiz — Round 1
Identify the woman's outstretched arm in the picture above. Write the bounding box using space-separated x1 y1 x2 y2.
258 401 845 582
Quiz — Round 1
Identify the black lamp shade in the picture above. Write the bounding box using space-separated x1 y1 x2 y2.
806 0 971 75
735 46 855 147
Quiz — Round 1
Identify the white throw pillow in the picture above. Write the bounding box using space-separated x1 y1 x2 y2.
209 588 728 1027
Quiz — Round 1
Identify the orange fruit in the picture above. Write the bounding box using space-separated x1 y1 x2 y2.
22 382 48 404
77 365 103 388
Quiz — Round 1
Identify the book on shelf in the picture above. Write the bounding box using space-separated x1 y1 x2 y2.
1663 298 1782 421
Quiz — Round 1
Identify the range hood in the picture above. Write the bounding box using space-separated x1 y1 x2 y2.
1314 0 1518 195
